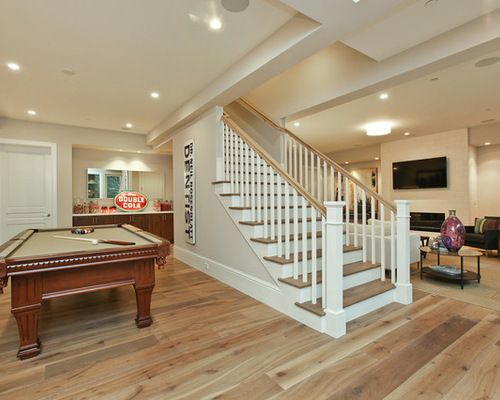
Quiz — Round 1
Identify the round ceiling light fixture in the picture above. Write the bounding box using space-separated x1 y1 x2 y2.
221 0 249 13
293 121 300 127
365 121 392 136
7 62 21 71
27 110 37 116
474 57 500 68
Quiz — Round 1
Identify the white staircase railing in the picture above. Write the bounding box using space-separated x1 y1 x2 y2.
220 108 412 337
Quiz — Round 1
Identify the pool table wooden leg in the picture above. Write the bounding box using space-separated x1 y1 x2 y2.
11 274 43 359
134 260 155 328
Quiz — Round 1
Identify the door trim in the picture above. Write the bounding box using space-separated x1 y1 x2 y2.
0 139 58 229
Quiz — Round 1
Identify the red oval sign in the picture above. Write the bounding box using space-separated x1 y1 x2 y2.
114 191 148 212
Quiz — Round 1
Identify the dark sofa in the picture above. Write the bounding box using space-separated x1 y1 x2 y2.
465 216 500 255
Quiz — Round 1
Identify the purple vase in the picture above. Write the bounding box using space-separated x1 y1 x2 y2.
440 210 466 252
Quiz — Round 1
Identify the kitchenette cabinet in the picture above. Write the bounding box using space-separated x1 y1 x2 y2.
73 212 174 243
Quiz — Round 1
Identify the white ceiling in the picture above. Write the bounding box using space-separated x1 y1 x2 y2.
0 0 295 134
285 50 500 154
344 0 500 61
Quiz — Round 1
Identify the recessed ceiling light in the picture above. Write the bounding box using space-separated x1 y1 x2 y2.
484 142 492 146
125 122 133 128
150 92 160 99
474 57 500 68
27 110 37 116
62 68 76 76
221 0 250 12
293 121 300 127
379 93 389 100
352 0 360 3
209 18 222 30
7 62 20 71
375 157 380 160
366 121 392 136
404 132 411 136
344 161 350 165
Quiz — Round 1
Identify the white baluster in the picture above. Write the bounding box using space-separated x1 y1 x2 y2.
240 141 247 207
284 181 290 260
301 198 308 282
390 210 396 284
263 160 268 237
310 151 315 198
323 160 327 205
380 203 385 281
317 155 321 203
293 189 299 279
251 150 256 221
362 189 367 263
345 177 350 246
311 207 317 304
224 124 229 181
304 148 309 192
276 174 283 256
371 197 376 263
229 129 234 192
337 171 341 201
299 144 303 185
269 167 275 239
354 185 358 247
256 155 262 222
234 135 239 194
245 144 250 207
321 215 326 309
283 135 288 173
293 141 298 181
330 166 334 201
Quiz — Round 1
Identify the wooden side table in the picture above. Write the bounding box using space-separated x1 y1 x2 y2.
419 246 481 290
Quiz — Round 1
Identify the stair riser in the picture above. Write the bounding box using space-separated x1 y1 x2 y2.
251 236 346 257
238 221 322 239
265 250 363 277
279 270 383 303
233 207 314 221
345 288 396 322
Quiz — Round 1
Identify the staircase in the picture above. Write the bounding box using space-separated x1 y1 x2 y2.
212 104 412 338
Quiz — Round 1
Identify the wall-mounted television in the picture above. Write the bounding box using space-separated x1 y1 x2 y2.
393 157 447 189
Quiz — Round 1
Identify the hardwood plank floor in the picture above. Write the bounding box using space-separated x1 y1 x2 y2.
0 256 499 399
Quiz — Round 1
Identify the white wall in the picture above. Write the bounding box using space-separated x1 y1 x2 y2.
381 129 473 224
172 108 275 284
477 144 500 217
72 148 172 204
0 117 155 226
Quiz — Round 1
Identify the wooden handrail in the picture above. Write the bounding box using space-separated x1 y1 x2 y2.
222 114 326 216
236 98 396 212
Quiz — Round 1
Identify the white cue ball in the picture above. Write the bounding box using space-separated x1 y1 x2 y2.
91 239 99 245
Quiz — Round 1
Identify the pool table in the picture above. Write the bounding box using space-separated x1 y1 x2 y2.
0 224 169 359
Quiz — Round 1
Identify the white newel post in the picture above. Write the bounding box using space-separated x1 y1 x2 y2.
395 200 412 304
215 106 224 181
323 201 346 338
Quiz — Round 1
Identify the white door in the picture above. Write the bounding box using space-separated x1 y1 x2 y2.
0 143 56 242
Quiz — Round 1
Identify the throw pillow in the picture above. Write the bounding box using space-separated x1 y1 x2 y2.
483 218 499 232
474 217 486 234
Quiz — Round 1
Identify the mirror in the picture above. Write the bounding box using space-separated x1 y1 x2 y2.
86 168 165 199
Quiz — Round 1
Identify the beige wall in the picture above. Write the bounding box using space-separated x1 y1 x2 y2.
172 108 275 284
72 148 172 204
477 144 500 217
381 129 473 224
0 117 154 226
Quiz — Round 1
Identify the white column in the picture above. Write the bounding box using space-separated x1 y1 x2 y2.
323 201 346 338
215 106 224 180
395 200 412 304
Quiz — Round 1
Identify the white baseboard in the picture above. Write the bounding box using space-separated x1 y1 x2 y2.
173 245 324 332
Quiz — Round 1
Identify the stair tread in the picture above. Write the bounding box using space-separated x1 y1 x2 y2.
251 231 322 244
295 280 395 316
240 217 322 226
278 262 380 288
264 245 361 264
